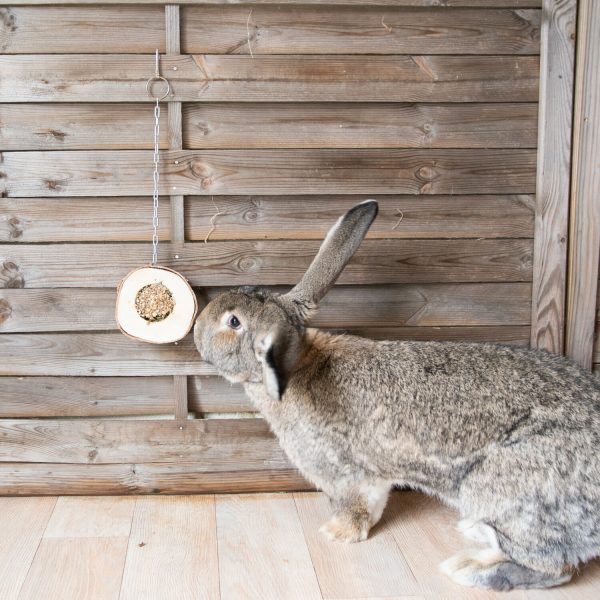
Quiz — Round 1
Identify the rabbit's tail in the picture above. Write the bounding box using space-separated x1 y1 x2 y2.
440 548 573 591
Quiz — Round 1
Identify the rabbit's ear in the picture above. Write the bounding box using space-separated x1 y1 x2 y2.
254 325 300 401
284 200 378 311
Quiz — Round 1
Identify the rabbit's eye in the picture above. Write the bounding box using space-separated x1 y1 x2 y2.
227 315 241 330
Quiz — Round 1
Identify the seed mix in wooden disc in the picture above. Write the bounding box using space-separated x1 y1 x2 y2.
135 282 175 322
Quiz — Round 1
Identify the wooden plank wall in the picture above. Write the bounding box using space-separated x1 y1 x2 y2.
0 1 544 494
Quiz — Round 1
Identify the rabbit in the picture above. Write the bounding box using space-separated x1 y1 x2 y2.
193 200 600 591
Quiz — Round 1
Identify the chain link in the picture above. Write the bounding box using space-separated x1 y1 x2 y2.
151 98 160 265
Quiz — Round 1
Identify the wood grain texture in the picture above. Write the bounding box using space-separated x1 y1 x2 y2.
0 283 532 333
186 195 535 240
183 103 538 149
0 418 289 466
0 376 175 417
0 463 311 496
3 1 545 7
0 375 254 417
120 496 219 600
216 494 322 600
18 537 129 600
565 0 600 369
0 6 164 53
0 497 56 600
529 0 576 354
0 328 530 377
0 198 171 242
181 6 540 55
294 492 420 598
0 195 534 242
1 102 538 152
0 54 540 103
0 104 167 151
1 239 534 289
0 149 538 197
44 496 135 538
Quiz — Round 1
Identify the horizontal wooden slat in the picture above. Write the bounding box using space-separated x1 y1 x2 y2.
0 6 165 54
2 6 541 55
0 195 535 243
0 463 310 496
1 239 534 288
0 418 288 466
0 377 175 417
183 103 538 149
0 328 530 376
0 104 168 151
0 376 253 417
3 1 544 7
0 55 539 103
0 198 172 242
0 149 537 197
181 7 540 55
0 283 532 333
185 195 535 240
1 102 538 152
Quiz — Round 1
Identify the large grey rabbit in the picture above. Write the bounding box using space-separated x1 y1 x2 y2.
194 201 600 591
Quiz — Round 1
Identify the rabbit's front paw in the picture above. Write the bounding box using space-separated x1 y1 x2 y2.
319 514 369 543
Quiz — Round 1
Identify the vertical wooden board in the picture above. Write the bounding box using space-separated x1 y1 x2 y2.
216 493 322 600
18 537 129 600
530 0 576 354
0 497 56 600
120 496 219 600
565 0 600 369
44 496 135 538
294 492 419 599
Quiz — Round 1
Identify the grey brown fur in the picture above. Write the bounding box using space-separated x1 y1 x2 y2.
194 201 600 591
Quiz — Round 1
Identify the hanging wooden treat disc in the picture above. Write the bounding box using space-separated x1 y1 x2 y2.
116 51 197 344
116 266 197 344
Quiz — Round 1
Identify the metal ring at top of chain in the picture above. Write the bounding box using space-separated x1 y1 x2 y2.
151 99 160 265
146 76 171 102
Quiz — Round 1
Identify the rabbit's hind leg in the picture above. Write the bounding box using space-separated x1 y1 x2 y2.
440 548 572 591
457 518 501 548
319 481 391 543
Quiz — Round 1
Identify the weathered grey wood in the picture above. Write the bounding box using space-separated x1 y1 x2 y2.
0 376 254 416
0 149 537 197
4 1 544 7
181 6 540 55
0 195 534 243
0 464 310 496
530 0 576 354
183 103 538 149
0 55 539 103
0 418 289 466
0 198 171 242
0 6 164 53
1 239 534 288
0 328 530 377
0 6 540 54
0 283 532 333
565 0 600 369
0 104 167 151
189 377 252 414
1 102 538 152
185 195 535 240
0 377 176 417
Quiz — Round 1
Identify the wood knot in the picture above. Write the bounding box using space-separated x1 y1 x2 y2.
8 216 23 239
191 161 211 178
0 298 12 325
417 166 438 181
243 209 258 223
237 256 260 273
0 261 24 288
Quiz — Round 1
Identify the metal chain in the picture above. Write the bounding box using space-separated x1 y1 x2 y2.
151 98 160 265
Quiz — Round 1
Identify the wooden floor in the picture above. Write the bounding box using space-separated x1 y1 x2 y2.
1 491 598 600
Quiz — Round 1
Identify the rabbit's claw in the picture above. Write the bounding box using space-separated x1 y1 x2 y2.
319 514 370 543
